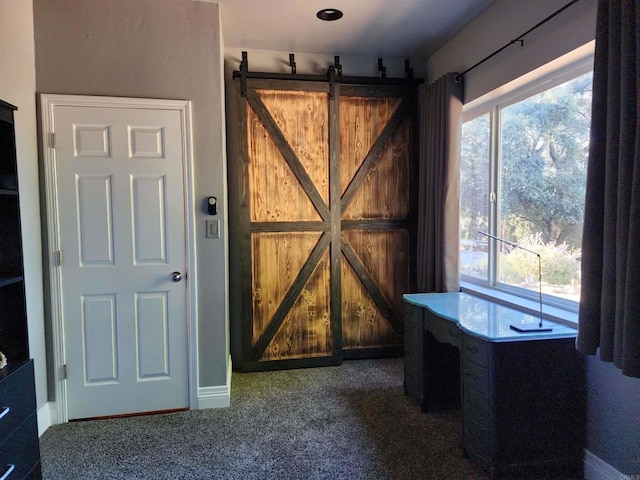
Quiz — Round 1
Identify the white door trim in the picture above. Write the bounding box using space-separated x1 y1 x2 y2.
40 94 198 423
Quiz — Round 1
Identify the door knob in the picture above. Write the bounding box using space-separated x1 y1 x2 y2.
171 271 183 282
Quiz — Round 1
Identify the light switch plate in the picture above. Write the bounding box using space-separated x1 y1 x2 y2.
206 219 219 239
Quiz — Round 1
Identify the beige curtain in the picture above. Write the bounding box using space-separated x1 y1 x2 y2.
416 73 464 292
577 0 640 378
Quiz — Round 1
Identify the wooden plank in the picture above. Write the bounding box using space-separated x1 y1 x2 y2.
341 219 410 231
340 236 402 334
329 81 343 360
251 221 328 233
339 96 399 200
343 118 412 220
236 355 340 373
251 232 323 344
246 102 322 222
234 72 421 88
340 98 411 214
236 81 255 364
341 254 402 350
251 231 331 360
343 229 410 321
257 89 330 207
340 85 411 98
246 88 330 221
261 250 333 361
248 78 330 93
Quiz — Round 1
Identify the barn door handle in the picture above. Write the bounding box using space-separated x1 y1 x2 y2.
171 272 183 282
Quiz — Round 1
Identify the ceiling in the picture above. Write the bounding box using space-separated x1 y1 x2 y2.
218 0 496 60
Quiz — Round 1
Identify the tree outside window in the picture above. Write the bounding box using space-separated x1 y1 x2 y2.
460 71 592 303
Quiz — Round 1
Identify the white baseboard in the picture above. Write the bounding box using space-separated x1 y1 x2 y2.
197 355 232 409
584 449 628 480
37 402 56 436
38 356 232 429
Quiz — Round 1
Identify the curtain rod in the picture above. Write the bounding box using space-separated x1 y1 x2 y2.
458 0 582 79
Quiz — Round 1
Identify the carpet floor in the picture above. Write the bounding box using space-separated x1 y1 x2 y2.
40 358 488 479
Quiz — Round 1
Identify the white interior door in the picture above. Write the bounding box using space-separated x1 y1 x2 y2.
53 103 190 419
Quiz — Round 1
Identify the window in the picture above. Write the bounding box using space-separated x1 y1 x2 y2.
460 59 593 309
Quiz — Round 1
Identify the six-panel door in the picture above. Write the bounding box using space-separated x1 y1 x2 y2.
54 105 189 419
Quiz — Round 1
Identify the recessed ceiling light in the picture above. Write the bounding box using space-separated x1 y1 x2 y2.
317 8 343 21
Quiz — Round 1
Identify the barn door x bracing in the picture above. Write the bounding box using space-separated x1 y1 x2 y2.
236 79 416 371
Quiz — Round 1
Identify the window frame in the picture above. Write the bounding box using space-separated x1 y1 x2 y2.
460 46 595 320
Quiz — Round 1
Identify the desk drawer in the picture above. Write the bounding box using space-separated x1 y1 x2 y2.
425 312 462 348
463 386 490 428
0 413 40 480
462 336 489 367
464 418 491 465
0 361 36 441
404 303 421 328
463 359 489 394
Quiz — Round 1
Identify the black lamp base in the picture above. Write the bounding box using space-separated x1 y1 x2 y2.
510 323 553 333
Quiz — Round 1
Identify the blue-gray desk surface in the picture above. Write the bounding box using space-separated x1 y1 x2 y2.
403 292 577 342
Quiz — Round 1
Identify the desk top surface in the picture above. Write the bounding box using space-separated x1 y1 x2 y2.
403 292 578 342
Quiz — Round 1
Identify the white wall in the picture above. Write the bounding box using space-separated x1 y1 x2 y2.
0 0 48 413
197 1 230 390
427 0 598 102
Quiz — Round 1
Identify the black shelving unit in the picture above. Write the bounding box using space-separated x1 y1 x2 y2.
0 99 42 479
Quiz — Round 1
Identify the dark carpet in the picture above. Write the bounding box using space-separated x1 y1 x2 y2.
40 358 487 479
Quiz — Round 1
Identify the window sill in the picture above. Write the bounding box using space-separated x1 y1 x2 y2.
460 281 578 328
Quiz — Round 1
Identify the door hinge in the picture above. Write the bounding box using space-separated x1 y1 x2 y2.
55 250 63 266
61 364 67 380
50 132 57 149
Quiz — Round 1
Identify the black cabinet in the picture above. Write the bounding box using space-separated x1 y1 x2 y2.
403 293 585 479
403 303 424 404
403 306 461 410
0 361 40 479
0 100 41 479
471 338 585 478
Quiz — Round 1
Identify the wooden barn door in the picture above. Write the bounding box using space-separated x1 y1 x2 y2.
339 86 415 359
235 78 415 371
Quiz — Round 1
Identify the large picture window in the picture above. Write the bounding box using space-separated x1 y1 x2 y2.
460 63 593 308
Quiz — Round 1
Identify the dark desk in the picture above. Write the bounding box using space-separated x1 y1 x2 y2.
403 293 584 479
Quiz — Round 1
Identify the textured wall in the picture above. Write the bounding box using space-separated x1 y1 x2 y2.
0 0 48 415
426 0 598 102
33 0 229 389
586 357 640 475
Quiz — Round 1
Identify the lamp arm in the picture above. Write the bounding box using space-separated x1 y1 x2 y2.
478 231 544 327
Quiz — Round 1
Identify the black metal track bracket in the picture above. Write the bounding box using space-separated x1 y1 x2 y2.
334 56 342 78
289 53 297 76
328 65 336 99
232 52 424 87
378 58 387 79
405 59 414 79
240 51 248 97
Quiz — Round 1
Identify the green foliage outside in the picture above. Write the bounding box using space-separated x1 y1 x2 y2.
499 233 580 286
